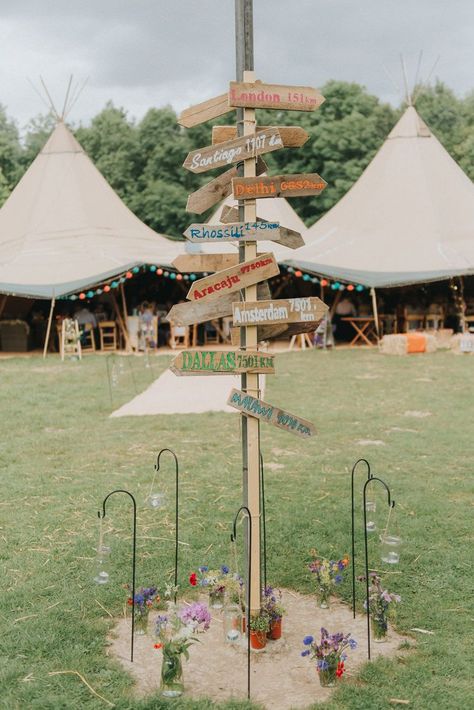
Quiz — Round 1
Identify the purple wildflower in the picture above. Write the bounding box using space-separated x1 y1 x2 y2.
303 635 314 646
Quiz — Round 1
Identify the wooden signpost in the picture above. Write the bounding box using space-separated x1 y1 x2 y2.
184 221 281 244
178 93 234 128
227 388 316 438
220 206 305 249
170 350 275 376
172 253 239 273
233 173 327 200
186 156 267 214
228 81 325 112
232 297 328 326
186 252 279 302
174 4 328 622
212 125 309 148
183 127 283 174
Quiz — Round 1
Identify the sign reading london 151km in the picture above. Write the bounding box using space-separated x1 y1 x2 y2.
228 81 325 112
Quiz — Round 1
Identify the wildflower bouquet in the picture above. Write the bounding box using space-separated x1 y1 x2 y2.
125 585 160 634
308 554 349 608
262 586 285 640
154 601 211 697
358 572 401 640
301 627 357 687
189 565 230 608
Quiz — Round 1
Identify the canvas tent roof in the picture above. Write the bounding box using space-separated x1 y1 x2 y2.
0 121 184 298
189 188 307 262
286 106 474 288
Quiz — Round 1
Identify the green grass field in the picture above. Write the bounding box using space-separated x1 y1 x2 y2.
1 349 473 709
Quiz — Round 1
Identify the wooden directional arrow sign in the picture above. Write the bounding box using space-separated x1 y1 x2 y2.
212 125 309 148
184 221 281 244
232 174 327 201
166 293 236 327
232 297 328 326
186 252 279 302
227 388 316 438
220 206 305 249
183 127 283 174
178 93 234 128
228 81 325 112
167 282 271 326
186 157 267 214
172 253 240 273
170 350 275 376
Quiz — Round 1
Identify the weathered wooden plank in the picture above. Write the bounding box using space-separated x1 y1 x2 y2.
186 157 267 214
232 297 328 326
228 81 324 112
166 282 271 326
212 125 309 148
230 323 287 346
172 253 240 273
184 221 281 244
166 293 235 327
232 174 327 200
183 127 283 174
186 253 279 302
177 93 233 128
170 350 275 376
227 388 316 438
220 206 305 249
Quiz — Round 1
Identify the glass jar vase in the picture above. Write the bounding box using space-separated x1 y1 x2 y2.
318 657 338 687
317 587 330 609
134 606 149 635
209 588 225 609
160 646 184 697
371 614 388 642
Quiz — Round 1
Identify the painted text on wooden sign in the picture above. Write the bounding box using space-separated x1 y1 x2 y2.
183 128 283 174
228 82 324 112
232 297 328 326
186 252 279 302
212 125 309 148
232 174 327 200
220 206 305 249
186 157 267 214
170 350 275 376
227 388 316 438
184 221 281 243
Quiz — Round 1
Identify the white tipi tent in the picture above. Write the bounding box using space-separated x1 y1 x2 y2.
286 106 474 287
0 121 184 299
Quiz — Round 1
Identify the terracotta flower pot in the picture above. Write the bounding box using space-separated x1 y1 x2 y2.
267 617 282 640
250 630 267 650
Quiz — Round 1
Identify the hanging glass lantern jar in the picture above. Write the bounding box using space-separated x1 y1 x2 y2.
380 502 401 564
223 604 242 643
365 500 377 532
93 544 111 584
147 492 167 510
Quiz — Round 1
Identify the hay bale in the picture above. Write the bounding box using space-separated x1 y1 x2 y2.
451 333 474 354
432 328 454 349
379 333 437 355
379 334 408 355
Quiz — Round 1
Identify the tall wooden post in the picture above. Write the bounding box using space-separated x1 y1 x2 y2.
235 0 261 614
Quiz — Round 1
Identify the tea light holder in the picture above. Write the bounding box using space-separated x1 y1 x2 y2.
223 604 243 643
365 501 377 532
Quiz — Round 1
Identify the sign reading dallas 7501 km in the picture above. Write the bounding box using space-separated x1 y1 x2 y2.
184 221 281 243
232 297 328 326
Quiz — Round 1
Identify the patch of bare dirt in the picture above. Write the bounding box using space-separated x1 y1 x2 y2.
108 590 409 709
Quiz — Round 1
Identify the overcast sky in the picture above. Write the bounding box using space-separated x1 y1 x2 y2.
0 0 473 131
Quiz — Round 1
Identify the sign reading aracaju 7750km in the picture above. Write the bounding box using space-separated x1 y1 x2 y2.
170 350 275 376
184 221 281 244
183 127 283 174
232 174 327 200
186 252 279 302
228 81 325 112
232 297 328 326
227 388 316 438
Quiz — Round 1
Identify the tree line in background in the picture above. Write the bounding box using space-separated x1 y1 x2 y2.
0 80 473 238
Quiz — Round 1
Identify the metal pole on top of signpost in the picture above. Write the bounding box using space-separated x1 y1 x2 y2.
235 0 261 616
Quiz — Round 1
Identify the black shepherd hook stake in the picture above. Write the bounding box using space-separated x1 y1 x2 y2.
351 459 372 617
231 505 252 701
98 489 137 662
155 448 179 603
362 477 395 661
259 452 267 591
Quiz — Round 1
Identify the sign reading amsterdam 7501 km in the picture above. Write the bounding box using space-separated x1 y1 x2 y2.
232 297 328 326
